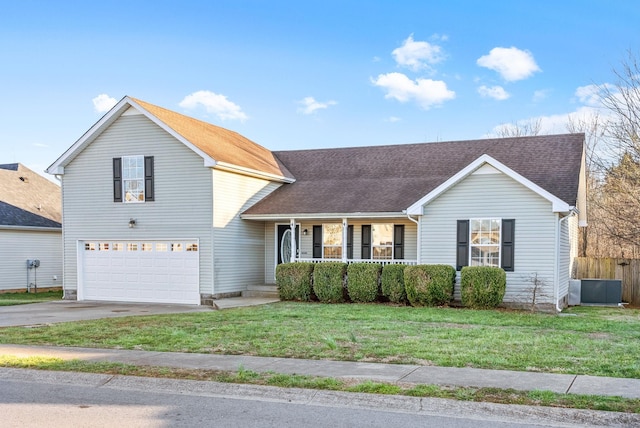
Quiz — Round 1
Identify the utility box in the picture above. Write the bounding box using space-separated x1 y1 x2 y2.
580 279 622 305
568 280 581 305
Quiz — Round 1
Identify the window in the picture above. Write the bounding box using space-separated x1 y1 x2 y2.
142 243 153 252
127 243 138 251
156 243 168 252
113 156 154 203
362 224 404 260
322 224 342 259
470 219 500 267
171 243 183 252
456 219 515 271
85 243 96 251
99 242 109 251
186 243 198 252
372 224 393 259
112 243 124 251
313 225 353 259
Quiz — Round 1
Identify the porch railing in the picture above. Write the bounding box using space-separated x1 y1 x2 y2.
296 258 418 266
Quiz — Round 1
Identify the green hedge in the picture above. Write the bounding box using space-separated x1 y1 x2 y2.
405 264 456 307
460 266 507 309
275 262 315 301
347 263 381 303
313 262 348 303
381 264 407 304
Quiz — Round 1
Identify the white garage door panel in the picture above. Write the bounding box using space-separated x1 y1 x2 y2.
81 240 200 304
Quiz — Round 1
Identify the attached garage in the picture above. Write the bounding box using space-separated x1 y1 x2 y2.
79 240 200 304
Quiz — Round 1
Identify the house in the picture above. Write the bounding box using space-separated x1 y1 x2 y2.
0 163 63 292
46 96 586 310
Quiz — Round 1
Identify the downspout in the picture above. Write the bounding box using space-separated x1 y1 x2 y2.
405 212 420 263
555 209 576 312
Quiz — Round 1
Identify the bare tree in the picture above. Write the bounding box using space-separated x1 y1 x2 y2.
491 118 542 138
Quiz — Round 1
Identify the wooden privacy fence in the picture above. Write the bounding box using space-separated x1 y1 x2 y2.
574 257 640 306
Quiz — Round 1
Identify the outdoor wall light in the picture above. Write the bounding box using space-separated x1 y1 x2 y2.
129 218 136 228
303 228 308 235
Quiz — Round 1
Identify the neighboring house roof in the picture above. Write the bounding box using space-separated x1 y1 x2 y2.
0 163 61 228
47 96 294 182
243 134 585 217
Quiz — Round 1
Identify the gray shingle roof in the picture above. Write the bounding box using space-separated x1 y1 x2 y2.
244 133 584 216
0 164 61 228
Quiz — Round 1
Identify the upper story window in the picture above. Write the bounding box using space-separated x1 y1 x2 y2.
113 156 154 203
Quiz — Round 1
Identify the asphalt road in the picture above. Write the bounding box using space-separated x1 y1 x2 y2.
2 369 638 427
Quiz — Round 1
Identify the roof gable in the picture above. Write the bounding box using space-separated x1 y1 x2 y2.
406 154 571 215
243 134 585 217
0 164 61 228
47 96 294 182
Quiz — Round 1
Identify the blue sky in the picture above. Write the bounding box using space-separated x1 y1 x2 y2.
1 0 639 179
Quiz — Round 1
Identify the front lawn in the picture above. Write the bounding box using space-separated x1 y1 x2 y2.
0 302 638 378
0 290 63 306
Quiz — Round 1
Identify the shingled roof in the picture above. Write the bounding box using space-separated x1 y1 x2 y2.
243 133 585 216
0 164 61 228
130 98 294 181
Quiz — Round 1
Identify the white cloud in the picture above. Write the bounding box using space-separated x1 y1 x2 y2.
179 90 248 121
297 96 337 115
532 89 549 103
392 34 445 72
477 47 541 81
477 85 510 100
372 72 455 109
386 116 402 123
92 94 117 113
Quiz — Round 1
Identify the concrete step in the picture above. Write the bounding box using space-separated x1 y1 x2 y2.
242 284 279 298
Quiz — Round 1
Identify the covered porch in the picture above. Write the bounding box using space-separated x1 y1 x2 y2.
263 216 419 283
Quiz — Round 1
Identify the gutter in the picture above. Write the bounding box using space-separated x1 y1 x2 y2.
404 210 420 262
555 208 577 312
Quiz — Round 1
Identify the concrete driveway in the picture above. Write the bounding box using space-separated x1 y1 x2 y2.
0 300 214 327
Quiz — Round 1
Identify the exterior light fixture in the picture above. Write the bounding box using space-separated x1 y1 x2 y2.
303 228 308 235
129 218 136 228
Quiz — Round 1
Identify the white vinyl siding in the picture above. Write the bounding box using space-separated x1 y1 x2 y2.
60 113 213 298
212 169 281 295
419 171 558 305
558 214 579 304
0 229 62 291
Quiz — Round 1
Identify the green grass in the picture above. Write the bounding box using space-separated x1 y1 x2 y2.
0 290 63 306
1 302 639 378
1 356 639 413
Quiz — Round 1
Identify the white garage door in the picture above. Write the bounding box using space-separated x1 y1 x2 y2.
80 240 200 304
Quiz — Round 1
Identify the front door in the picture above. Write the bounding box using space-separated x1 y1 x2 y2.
277 225 299 264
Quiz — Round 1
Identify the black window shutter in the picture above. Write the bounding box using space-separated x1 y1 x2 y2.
394 225 405 260
501 219 515 272
144 156 154 201
361 225 371 259
113 158 122 202
312 225 322 258
456 220 469 271
347 225 354 259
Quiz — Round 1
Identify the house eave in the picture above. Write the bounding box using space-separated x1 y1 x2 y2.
0 225 62 232
241 211 406 220
215 161 295 183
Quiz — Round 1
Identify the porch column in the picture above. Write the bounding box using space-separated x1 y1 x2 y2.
342 218 348 263
290 218 297 263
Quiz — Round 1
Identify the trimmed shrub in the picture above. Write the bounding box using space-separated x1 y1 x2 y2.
347 263 382 303
460 266 507 309
275 262 315 301
405 264 456 307
313 262 348 303
381 264 408 304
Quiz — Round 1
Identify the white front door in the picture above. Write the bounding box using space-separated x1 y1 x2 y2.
80 240 200 304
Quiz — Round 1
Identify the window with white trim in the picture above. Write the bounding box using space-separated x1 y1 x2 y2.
122 156 145 202
371 223 393 259
323 224 342 259
469 219 501 267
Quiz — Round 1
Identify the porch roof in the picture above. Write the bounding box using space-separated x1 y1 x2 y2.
242 133 584 217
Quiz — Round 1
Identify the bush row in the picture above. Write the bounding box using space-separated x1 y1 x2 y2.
275 263 506 308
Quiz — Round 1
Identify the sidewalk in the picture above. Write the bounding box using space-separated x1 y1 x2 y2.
2 344 639 399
